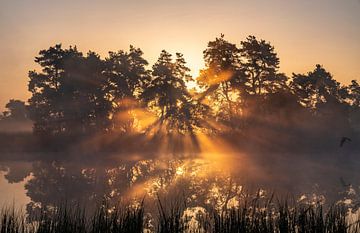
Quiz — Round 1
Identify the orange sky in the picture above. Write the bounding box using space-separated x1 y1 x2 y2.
0 0 359 110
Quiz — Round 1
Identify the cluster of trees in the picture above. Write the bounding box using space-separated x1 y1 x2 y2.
25 44 206 136
1 99 27 120
0 99 32 132
2 34 360 143
3 34 360 219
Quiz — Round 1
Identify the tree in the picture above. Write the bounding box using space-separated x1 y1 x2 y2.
346 80 360 133
290 65 352 135
28 44 76 134
198 34 241 121
348 80 360 107
2 99 28 120
28 44 112 135
104 46 150 132
105 46 150 100
239 35 284 95
61 51 112 133
141 50 204 133
0 99 32 133
290 64 347 108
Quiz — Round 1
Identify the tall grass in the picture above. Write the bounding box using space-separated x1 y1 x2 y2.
0 207 28 233
1 203 144 233
156 195 189 233
203 202 349 233
1 197 359 233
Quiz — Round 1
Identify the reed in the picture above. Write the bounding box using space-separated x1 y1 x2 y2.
1 197 359 233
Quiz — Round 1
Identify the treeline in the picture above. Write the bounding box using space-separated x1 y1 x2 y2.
1 34 360 151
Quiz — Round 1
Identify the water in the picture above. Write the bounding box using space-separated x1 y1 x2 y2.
0 170 30 209
1 153 360 226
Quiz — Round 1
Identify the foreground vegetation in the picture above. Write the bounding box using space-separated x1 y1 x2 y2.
1 197 359 233
1 32 360 233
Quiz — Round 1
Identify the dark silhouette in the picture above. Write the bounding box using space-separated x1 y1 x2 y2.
27 45 113 136
0 99 32 132
1 34 360 225
141 50 203 134
2 99 28 120
239 35 285 96
198 34 240 122
104 46 150 133
340 136 352 147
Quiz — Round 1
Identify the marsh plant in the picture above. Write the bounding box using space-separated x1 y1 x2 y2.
2 195 360 233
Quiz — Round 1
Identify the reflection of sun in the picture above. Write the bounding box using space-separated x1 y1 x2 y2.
176 166 185 176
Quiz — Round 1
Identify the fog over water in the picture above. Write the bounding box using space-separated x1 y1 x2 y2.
0 31 360 229
1 143 360 217
0 170 30 209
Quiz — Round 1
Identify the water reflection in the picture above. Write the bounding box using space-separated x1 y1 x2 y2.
1 152 360 223
0 170 30 209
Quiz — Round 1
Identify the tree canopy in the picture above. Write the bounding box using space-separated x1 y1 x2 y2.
0 34 356 149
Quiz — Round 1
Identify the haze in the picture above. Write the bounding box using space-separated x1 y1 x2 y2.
0 0 359 109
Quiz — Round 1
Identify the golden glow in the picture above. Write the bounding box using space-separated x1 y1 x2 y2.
2 2 360 214
114 97 158 132
199 69 234 86
1 1 359 110
175 165 185 176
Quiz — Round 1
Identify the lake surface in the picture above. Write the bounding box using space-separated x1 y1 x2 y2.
1 151 360 223
0 171 30 209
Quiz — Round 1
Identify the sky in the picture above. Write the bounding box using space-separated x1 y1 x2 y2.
0 0 359 110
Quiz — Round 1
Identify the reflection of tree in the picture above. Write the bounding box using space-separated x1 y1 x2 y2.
24 160 154 220
2 34 360 224
23 159 247 221
0 161 32 183
25 162 104 218
0 153 353 225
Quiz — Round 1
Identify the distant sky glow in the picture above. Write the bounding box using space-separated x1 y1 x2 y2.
0 0 359 109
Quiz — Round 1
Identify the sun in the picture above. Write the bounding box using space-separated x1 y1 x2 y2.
186 60 203 90
188 58 203 79
186 80 199 90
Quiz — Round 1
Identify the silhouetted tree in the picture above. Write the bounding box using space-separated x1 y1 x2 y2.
141 51 203 133
16 38 360 156
2 99 28 120
198 35 286 126
28 45 112 136
290 64 347 109
172 53 208 133
348 80 360 107
0 99 32 133
346 80 360 133
104 46 150 132
239 35 284 95
290 65 352 137
105 46 150 100
198 34 242 121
